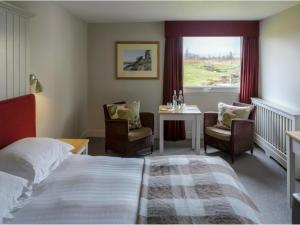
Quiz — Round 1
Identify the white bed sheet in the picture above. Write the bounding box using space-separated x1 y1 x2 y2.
8 155 144 224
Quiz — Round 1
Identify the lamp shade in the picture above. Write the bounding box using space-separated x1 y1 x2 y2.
29 74 43 93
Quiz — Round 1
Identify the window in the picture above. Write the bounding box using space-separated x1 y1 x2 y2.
183 37 241 90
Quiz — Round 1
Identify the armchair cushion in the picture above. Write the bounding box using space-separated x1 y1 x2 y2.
106 101 142 130
128 127 152 142
216 102 253 130
205 126 231 141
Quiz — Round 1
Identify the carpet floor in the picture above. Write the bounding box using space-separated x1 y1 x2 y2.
88 137 300 224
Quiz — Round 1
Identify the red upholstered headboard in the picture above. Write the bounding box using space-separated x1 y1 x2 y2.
0 94 36 149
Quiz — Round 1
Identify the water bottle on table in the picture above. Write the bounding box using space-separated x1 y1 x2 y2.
172 90 177 109
178 90 184 108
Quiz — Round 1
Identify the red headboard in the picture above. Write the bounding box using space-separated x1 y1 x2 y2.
0 94 36 149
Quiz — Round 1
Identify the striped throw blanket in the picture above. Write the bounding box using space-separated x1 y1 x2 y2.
138 155 260 224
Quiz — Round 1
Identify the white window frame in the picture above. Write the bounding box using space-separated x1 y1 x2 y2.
184 86 240 94
183 37 242 94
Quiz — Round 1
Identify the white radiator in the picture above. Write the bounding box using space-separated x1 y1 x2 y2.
251 98 300 168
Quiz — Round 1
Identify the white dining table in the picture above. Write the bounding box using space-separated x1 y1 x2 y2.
159 105 202 154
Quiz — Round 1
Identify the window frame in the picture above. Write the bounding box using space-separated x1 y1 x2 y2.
184 86 240 94
183 36 242 93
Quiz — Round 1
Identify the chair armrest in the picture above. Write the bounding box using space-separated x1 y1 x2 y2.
231 119 255 152
293 193 300 224
105 119 128 141
140 112 154 132
204 112 218 127
231 119 255 135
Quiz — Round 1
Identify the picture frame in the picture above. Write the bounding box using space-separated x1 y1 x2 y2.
115 41 160 79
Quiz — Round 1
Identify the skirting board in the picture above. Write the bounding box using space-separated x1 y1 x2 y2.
82 129 203 139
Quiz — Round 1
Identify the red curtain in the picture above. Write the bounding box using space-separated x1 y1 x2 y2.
163 37 186 141
240 37 259 103
165 21 259 37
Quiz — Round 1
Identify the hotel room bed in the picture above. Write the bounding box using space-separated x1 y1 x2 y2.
6 155 260 224
0 95 260 224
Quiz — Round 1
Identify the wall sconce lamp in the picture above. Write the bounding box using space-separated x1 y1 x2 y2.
29 74 43 93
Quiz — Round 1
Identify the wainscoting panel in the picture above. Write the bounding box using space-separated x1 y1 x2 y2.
0 8 6 99
0 3 31 100
13 14 20 97
20 17 27 95
6 12 14 99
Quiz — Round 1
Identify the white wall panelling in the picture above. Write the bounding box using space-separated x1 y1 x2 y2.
0 3 31 100
0 7 6 99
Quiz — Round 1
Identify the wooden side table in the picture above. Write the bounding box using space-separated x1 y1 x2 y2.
58 139 89 155
286 131 300 207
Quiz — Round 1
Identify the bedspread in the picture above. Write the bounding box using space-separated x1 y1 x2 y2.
138 155 260 224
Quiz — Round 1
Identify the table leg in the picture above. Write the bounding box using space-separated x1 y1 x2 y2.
85 144 89 155
160 117 164 154
196 115 201 154
287 137 295 207
192 120 195 150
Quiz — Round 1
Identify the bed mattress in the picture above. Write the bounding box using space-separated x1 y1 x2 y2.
8 155 144 224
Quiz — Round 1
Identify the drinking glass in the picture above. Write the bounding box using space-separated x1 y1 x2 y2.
167 102 172 109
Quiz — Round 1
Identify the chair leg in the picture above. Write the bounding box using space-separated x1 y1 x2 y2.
151 145 154 154
123 150 129 157
204 138 207 153
250 147 254 155
231 154 235 163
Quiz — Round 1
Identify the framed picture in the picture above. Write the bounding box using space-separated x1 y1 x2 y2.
115 41 159 79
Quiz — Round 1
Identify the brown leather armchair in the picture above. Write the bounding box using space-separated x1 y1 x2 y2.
103 102 154 156
203 102 256 163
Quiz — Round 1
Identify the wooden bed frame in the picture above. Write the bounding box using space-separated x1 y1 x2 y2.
0 94 36 149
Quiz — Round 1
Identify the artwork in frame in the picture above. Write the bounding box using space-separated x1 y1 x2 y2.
116 41 159 79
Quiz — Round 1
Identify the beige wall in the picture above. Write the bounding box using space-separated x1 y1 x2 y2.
87 22 239 137
87 23 164 137
259 4 300 174
259 4 300 112
17 2 88 138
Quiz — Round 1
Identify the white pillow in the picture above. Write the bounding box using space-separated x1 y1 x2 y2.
0 138 73 184
0 171 31 223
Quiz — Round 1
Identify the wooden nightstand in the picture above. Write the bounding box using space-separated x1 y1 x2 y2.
58 139 89 155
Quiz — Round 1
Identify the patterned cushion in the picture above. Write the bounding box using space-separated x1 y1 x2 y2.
216 102 252 130
106 101 142 130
